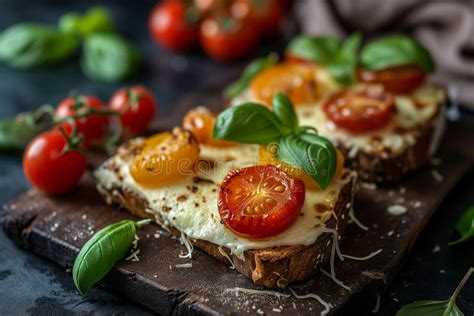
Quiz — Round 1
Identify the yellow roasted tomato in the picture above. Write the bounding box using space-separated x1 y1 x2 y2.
250 63 321 107
258 145 345 190
183 107 234 147
130 127 199 187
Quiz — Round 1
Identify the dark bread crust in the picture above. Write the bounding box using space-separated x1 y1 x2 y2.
96 178 354 288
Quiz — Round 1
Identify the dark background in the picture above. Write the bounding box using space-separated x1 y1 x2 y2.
0 0 473 315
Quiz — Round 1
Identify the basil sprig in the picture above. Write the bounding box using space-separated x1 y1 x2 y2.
449 206 474 246
59 6 114 38
396 267 473 316
81 33 141 82
286 33 361 86
224 54 278 99
213 93 337 189
73 219 150 295
360 35 435 72
0 23 79 68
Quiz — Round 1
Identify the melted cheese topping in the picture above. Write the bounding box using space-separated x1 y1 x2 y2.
95 143 354 260
233 67 446 158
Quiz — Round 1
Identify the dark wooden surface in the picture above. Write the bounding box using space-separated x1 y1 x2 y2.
2 86 473 314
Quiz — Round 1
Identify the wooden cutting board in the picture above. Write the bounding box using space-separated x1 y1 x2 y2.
1 91 473 315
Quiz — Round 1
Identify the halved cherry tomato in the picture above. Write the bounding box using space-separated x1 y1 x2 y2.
182 107 234 147
23 129 87 194
199 15 259 61
323 88 395 133
259 145 345 190
218 165 305 239
232 0 284 37
356 65 426 94
148 0 199 52
250 63 321 106
55 95 108 145
109 85 157 135
130 127 200 187
218 165 305 238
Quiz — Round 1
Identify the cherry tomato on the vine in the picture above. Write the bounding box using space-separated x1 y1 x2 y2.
148 0 199 52
109 86 157 135
199 15 259 61
23 129 87 194
233 0 284 37
55 95 108 145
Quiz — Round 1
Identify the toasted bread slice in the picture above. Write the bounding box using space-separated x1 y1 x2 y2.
95 140 356 288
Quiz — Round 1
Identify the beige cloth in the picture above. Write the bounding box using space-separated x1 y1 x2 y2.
294 0 474 109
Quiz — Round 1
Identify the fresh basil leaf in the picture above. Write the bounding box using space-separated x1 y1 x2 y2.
286 35 341 64
73 219 150 295
0 106 54 151
360 35 435 72
213 103 287 144
327 33 361 86
81 33 141 82
277 133 337 189
272 93 298 132
59 6 115 37
449 206 474 246
396 299 463 316
0 23 79 68
224 54 278 99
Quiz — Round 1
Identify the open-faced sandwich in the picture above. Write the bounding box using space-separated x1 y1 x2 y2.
227 34 446 182
95 93 356 288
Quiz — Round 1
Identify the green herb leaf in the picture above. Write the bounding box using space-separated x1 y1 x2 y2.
72 219 150 295
0 106 54 151
360 35 435 72
272 93 298 132
285 33 361 86
286 35 341 64
59 6 115 37
224 54 278 99
0 23 79 69
396 299 463 316
277 133 337 189
213 103 288 144
81 33 141 82
449 206 474 246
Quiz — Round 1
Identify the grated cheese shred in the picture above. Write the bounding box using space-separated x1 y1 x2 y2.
341 249 383 261
179 231 194 259
289 288 331 316
218 246 236 269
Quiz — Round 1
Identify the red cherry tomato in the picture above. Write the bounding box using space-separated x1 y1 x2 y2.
323 88 395 133
199 16 259 61
218 165 305 239
234 0 284 37
23 129 87 194
148 0 199 52
356 65 426 94
109 86 157 135
55 95 108 145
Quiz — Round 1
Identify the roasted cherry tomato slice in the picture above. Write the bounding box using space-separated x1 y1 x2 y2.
323 88 395 133
356 65 426 94
258 145 345 190
109 85 157 135
199 15 259 62
148 0 199 52
130 127 200 188
23 129 87 194
250 63 320 107
183 107 234 147
55 95 108 145
218 165 305 239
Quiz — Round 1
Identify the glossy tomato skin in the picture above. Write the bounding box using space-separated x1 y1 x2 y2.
109 86 157 135
356 65 426 94
218 165 305 239
199 16 259 61
55 95 108 144
148 0 199 52
323 88 395 133
237 0 284 37
23 130 87 194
